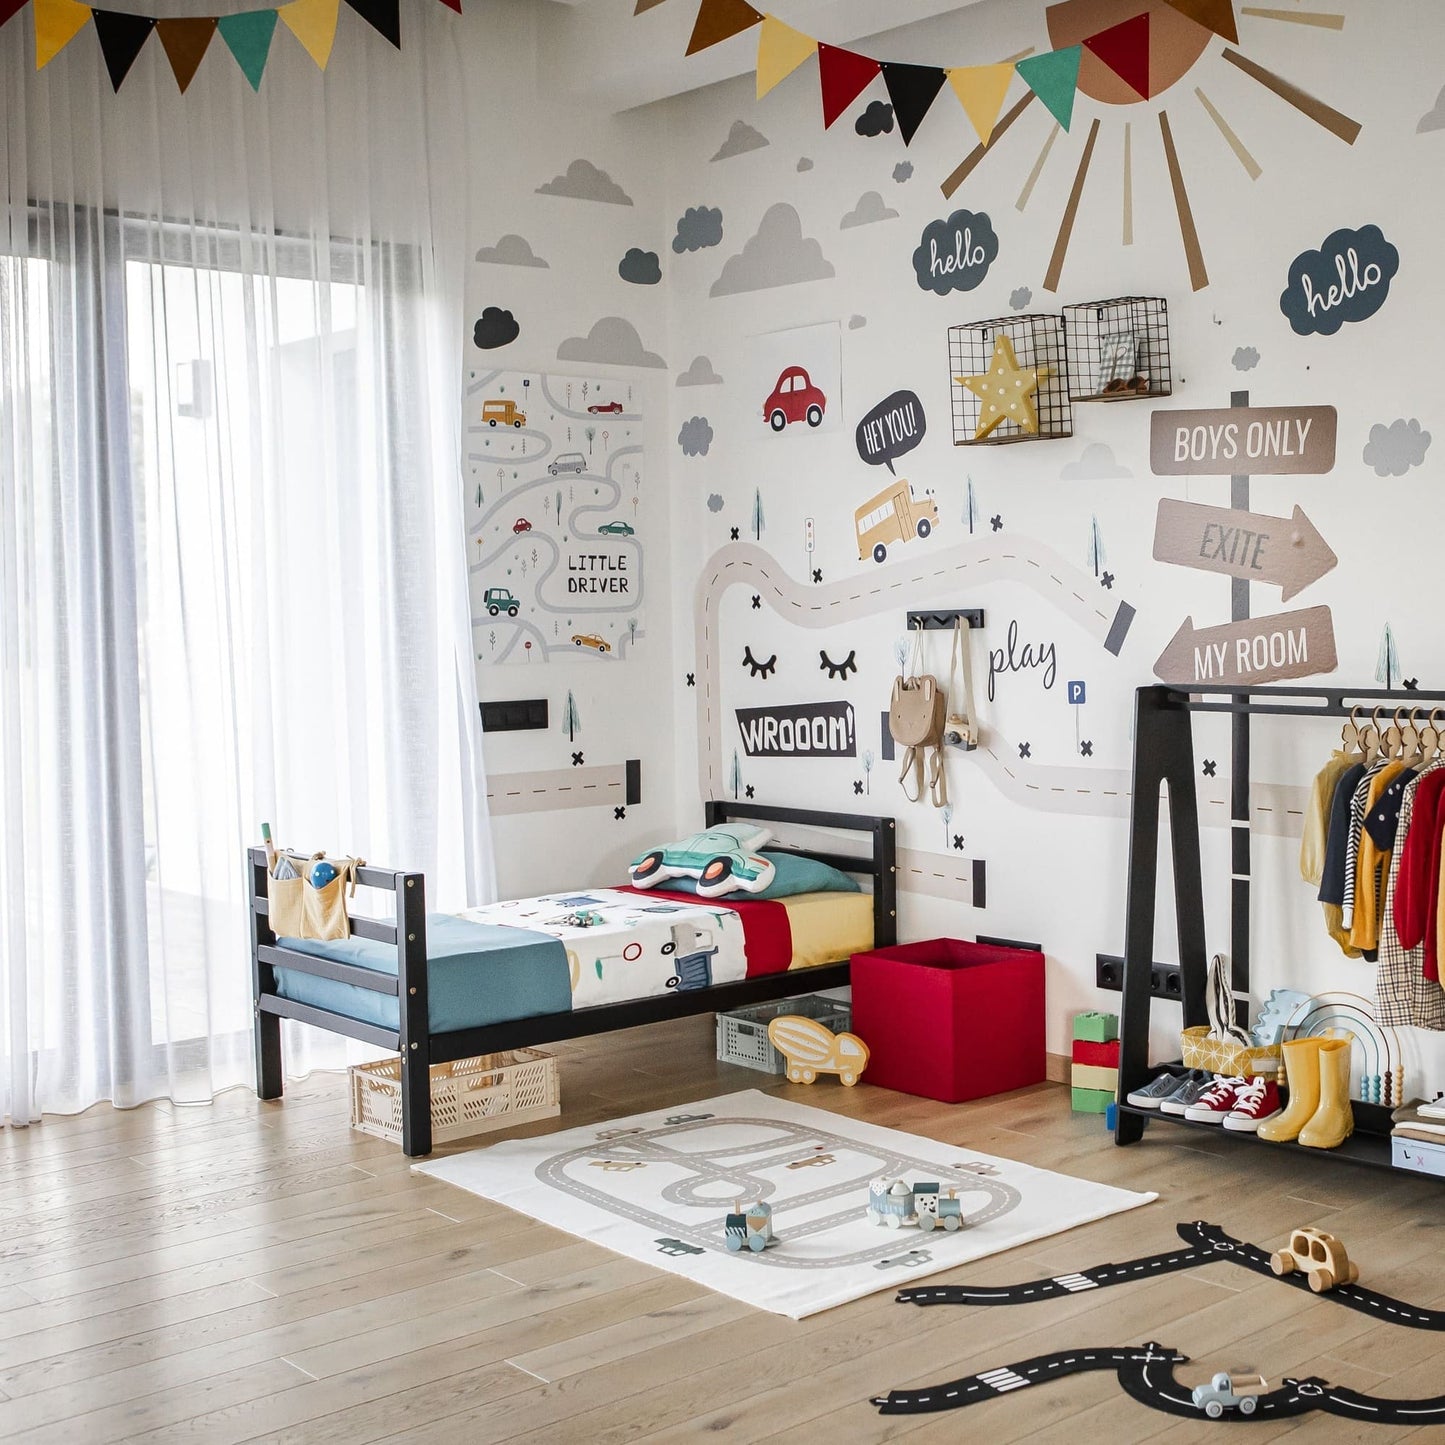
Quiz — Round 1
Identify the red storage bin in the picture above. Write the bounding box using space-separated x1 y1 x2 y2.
851 938 1046 1103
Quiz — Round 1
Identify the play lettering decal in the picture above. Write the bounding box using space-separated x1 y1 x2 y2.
737 701 856 758
1280 224 1399 336
856 390 926 474
912 209 998 296
988 621 1057 702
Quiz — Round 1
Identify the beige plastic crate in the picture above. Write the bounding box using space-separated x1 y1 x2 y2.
349 1049 560 1145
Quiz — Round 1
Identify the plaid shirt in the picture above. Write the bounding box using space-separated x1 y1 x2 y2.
1377 765 1445 1030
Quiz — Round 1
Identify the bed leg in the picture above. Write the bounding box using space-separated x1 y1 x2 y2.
400 1049 433 1157
254 1007 283 1100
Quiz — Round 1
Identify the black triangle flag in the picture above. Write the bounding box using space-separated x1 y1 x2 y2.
344 0 400 48
880 60 948 146
92 10 157 91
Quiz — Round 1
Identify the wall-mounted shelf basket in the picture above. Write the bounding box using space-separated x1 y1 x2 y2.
948 313 1072 446
1062 296 1172 404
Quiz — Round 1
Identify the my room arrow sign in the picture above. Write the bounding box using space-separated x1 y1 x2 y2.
1153 606 1338 686
1152 498 1337 601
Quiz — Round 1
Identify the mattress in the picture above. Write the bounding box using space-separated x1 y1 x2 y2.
270 886 872 1035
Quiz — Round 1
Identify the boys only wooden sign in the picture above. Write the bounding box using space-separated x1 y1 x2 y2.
1150 401 1340 687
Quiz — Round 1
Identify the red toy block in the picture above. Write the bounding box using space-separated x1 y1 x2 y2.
851 938 1046 1104
1071 1039 1121 1068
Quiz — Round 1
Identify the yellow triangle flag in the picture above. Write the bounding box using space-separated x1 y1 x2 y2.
278 0 339 68
948 63 1015 145
756 14 816 100
35 0 91 68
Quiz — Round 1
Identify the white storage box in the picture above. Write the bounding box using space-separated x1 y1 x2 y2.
717 994 852 1074
1391 1135 1445 1178
349 1050 560 1146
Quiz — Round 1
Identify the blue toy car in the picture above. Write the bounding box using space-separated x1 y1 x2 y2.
1191 1372 1267 1418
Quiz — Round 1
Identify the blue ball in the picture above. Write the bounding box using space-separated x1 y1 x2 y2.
310 860 338 889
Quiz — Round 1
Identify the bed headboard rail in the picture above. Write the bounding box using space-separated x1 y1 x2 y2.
703 802 896 948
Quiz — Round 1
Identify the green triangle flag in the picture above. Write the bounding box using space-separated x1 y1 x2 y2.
218 8 278 89
1016 45 1082 131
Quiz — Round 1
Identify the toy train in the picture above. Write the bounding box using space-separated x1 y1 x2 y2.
866 1178 965 1232
725 1200 775 1252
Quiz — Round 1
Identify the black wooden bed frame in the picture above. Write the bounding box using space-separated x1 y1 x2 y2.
250 802 897 1156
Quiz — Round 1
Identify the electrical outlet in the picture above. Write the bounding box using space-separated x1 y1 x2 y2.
1096 954 1183 1001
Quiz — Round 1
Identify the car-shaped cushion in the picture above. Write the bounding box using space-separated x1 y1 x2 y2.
628 823 776 898
640 848 861 901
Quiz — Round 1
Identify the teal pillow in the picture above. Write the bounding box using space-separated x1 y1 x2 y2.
643 850 860 900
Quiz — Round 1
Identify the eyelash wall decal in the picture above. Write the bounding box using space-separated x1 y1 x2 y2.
819 649 857 680
742 646 777 679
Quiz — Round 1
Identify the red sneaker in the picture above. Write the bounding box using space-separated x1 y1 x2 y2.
1223 1076 1282 1133
1183 1076 1245 1123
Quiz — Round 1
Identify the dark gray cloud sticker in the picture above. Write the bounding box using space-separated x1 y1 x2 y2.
1280 224 1399 337
678 416 714 457
856 101 894 137
673 206 724 254
856 391 925 475
473 307 519 350
619 248 662 285
913 209 999 296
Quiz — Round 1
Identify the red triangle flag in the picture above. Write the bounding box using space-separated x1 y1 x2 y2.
435 0 461 12
1083 11 1150 99
818 42 880 129
1 0 26 29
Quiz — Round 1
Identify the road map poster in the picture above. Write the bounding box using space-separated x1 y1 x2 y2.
464 369 644 666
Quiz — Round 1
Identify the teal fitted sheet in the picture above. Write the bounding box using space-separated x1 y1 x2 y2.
272 912 573 1033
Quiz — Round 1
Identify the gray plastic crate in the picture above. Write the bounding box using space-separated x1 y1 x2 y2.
716 994 853 1074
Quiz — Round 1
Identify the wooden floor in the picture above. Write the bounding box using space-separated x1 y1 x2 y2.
0 1016 1441 1444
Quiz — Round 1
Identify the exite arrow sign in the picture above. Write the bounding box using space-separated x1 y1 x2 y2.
1152 499 1338 602
1153 606 1338 687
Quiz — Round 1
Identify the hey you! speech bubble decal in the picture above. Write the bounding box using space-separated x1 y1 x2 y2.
1280 224 1399 336
856 391 926 475
912 209 998 296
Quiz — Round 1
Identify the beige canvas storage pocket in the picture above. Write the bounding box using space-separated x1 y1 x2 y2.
267 873 306 937
267 851 363 941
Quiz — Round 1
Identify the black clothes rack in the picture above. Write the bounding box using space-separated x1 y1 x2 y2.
1114 682 1445 1177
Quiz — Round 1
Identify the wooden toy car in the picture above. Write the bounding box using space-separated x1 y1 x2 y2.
1269 1228 1359 1292
725 1200 774 1252
865 1178 962 1231
1192 1371 1267 1418
767 1014 870 1086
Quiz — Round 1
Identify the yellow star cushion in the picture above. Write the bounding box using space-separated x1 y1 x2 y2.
958 334 1041 439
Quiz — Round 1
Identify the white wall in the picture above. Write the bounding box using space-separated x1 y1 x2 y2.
651 0 1445 1092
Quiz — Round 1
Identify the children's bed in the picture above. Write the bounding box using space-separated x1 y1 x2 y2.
249 803 896 1155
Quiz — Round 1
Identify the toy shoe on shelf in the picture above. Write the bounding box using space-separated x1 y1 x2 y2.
1184 1076 1247 1123
1158 1072 1216 1116
1125 1071 1199 1109
1223 1076 1283 1133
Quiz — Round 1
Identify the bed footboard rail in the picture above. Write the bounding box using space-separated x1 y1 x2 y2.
247 847 434 1155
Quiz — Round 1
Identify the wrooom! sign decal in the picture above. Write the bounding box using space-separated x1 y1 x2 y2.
736 701 856 759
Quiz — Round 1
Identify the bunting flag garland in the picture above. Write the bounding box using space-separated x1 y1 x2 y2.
35 0 91 67
817 41 878 128
1015 45 1082 130
156 14 216 91
948 62 1015 145
1083 11 1150 98
342 0 398 46
92 6 153 88
278 0 339 68
1162 0 1238 42
880 59 947 146
755 13 814 100
684 0 760 57
1 0 27 29
217 7 277 88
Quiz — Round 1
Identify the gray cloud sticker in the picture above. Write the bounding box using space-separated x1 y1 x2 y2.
619 248 662 285
1418 84 1445 133
475 234 549 268
557 317 666 369
1280 224 1399 336
841 191 899 230
673 206 724 254
797 156 814 172
1363 418 1431 477
1009 285 1032 310
536 160 633 206
856 100 894 137
707 493 725 513
849 314 867 329
913 209 999 296
678 416 714 457
1061 442 1133 480
893 161 914 183
712 119 769 161
711 203 835 298
473 307 520 350
678 355 724 387
1232 345 1260 371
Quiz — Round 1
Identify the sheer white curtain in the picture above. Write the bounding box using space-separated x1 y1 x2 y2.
0 6 492 1122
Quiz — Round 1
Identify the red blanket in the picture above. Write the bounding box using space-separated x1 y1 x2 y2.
613 886 793 976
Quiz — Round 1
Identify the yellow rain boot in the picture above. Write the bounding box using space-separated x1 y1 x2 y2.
1257 1037 1325 1143
1299 1038 1355 1149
